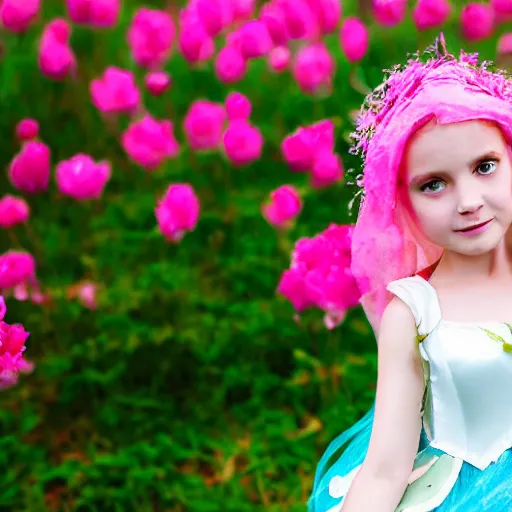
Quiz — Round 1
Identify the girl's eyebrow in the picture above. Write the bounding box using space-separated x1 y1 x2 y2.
408 149 502 188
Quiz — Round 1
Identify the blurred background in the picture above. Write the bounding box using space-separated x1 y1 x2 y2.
0 0 509 510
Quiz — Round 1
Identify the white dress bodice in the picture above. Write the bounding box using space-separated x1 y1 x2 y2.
387 275 512 470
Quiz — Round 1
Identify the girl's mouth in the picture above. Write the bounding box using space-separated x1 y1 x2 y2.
455 218 494 234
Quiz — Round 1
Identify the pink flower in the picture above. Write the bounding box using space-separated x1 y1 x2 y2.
260 0 289 46
281 0 318 40
292 43 335 95
277 266 313 311
145 71 172 96
412 0 451 30
122 115 180 171
340 17 368 63
215 44 247 84
66 0 120 27
491 0 512 22
56 154 111 200
183 100 226 151
68 280 98 310
0 196 30 228
262 185 302 228
268 46 290 72
178 10 215 64
306 0 342 35
78 282 97 309
9 141 51 194
38 19 76 80
230 0 255 21
225 92 252 120
0 296 32 390
372 0 407 27
127 8 175 68
281 119 335 172
90 67 140 114
498 32 512 54
0 251 37 291
238 20 273 59
311 150 344 188
222 119 263 166
66 0 89 23
277 224 361 329
0 0 40 33
16 118 39 141
155 183 200 242
195 0 233 37
461 3 495 41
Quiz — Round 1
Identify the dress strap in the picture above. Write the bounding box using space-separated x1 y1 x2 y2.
386 275 442 337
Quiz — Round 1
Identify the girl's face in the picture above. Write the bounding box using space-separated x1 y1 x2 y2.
404 120 512 256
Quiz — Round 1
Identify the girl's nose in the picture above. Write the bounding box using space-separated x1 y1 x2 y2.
456 184 484 215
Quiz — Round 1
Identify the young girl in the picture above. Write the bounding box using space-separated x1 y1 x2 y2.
309 35 512 512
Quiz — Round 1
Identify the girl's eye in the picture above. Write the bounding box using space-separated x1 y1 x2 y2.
419 179 445 194
476 160 497 175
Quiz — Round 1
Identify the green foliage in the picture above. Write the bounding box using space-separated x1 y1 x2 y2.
0 2 508 510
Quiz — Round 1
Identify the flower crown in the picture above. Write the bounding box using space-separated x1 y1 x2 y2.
348 33 512 169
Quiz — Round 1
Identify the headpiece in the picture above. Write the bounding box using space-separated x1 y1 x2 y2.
349 34 512 334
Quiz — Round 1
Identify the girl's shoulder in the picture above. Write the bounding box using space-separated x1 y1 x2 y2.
386 274 442 337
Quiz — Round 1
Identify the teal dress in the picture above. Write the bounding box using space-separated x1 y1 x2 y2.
309 276 512 511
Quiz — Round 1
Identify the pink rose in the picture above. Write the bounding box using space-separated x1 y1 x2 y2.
178 9 215 64
292 43 335 95
90 67 140 114
260 0 290 46
260 0 289 46
0 196 30 228
183 100 226 151
498 32 512 54
372 0 407 26
215 44 247 84
155 183 200 242
491 0 512 23
145 71 172 96
15 119 39 141
195 0 233 37
231 0 255 21
122 116 180 170
306 0 342 34
281 0 318 40
0 251 37 291
238 20 273 59
281 119 335 172
222 119 263 166
277 224 360 329
311 150 344 188
56 154 111 200
268 46 291 72
9 141 51 194
66 0 120 27
127 8 175 68
38 19 76 80
225 92 252 121
0 296 32 390
0 0 40 33
340 17 368 63
262 185 302 228
412 0 451 30
461 3 494 41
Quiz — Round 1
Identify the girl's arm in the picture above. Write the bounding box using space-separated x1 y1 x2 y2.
341 297 425 512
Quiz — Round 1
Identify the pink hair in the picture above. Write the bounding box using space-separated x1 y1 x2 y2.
349 35 512 334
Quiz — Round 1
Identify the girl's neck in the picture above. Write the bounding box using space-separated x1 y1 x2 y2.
431 230 512 284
